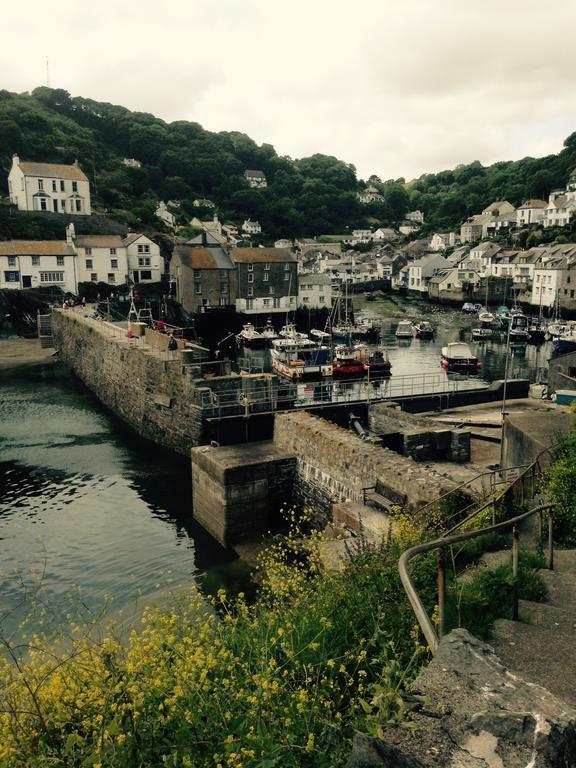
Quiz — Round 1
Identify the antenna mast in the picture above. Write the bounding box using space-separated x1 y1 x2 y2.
46 57 51 87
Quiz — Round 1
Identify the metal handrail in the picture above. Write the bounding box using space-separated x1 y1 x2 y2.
399 502 554 653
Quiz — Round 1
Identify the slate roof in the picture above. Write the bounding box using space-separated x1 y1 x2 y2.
17 160 88 182
75 235 125 249
231 248 297 264
0 240 75 256
244 170 266 178
517 199 547 210
174 245 234 270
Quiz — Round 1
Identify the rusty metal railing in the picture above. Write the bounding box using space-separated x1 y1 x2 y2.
398 445 557 653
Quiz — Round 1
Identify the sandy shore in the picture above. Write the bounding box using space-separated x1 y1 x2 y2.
0 337 58 369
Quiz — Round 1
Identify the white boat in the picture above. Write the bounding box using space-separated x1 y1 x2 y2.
279 323 308 340
508 312 530 342
261 319 278 344
395 320 414 338
271 337 332 380
237 323 265 348
471 327 492 340
310 329 332 343
441 342 480 371
478 311 495 325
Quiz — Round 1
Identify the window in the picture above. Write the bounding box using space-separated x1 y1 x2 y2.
60 180 65 192
108 273 116 284
273 298 280 308
137 244 150 254
263 298 271 306
85 247 92 256
39 198 47 211
75 199 82 212
220 270 228 280
111 259 118 269
572 290 575 299
32 255 40 266
263 272 269 282
52 180 57 192
284 263 290 271
140 270 152 281
40 272 64 283
86 259 93 269
194 269 201 279
72 181 78 192
248 273 254 283
4 271 19 282
268 286 275 295
247 263 253 271
284 273 290 281
302 297 309 303
220 283 227 294
38 179 44 191
110 248 116 255
139 257 151 267
61 200 66 211
91 273 98 282
219 297 227 306
56 256 64 266
247 286 253 296
264 262 270 271
568 276 571 284
319 296 325 303
246 299 254 309
195 282 202 294
7 256 16 267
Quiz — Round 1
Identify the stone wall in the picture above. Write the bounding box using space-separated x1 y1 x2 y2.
51 310 276 456
191 442 296 546
503 408 574 470
273 411 458 520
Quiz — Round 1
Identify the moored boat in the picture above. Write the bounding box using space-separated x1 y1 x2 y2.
462 302 476 314
508 312 530 342
441 342 480 371
237 323 265 348
395 320 414 338
271 337 332 380
332 346 368 378
471 326 492 341
413 321 434 339
349 344 392 375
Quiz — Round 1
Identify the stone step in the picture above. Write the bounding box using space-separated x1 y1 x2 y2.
518 598 574 629
538 569 576 611
491 618 576 708
549 548 576 572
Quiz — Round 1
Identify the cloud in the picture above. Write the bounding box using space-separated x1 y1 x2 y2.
1 0 575 180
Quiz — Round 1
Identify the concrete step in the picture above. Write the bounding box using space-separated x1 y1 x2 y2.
549 549 576 573
518 599 574 630
491 618 576 708
538 568 576 611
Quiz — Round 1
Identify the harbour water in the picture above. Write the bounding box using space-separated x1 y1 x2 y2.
0 359 249 644
0 305 552 642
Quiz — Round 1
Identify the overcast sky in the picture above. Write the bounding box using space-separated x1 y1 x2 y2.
3 0 576 181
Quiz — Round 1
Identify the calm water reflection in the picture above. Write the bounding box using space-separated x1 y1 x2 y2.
0 361 247 642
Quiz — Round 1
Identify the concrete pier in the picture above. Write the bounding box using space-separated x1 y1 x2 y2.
191 442 296 547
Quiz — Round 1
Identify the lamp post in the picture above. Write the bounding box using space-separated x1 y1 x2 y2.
498 316 512 472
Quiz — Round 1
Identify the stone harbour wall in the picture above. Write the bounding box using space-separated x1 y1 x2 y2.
51 311 276 456
273 411 459 518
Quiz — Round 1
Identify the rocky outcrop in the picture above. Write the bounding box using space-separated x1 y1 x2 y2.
346 629 576 767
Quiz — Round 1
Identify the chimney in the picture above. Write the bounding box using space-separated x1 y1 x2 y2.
66 223 75 244
202 229 207 246
12 153 19 166
73 159 79 168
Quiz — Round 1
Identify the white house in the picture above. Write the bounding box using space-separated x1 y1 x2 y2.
407 254 451 294
531 257 566 309
298 273 332 308
0 238 77 292
244 170 267 188
357 186 385 204
372 227 398 242
242 219 262 235
429 232 457 251
544 193 576 229
75 234 129 286
351 229 372 243
462 242 503 276
516 200 547 227
406 210 425 224
8 155 91 215
274 239 293 249
155 201 176 228
193 198 216 208
122 158 142 169
123 233 163 283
